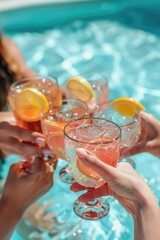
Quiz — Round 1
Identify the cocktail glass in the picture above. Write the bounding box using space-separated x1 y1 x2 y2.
64 117 121 220
8 75 61 163
41 99 89 183
8 75 62 133
93 100 141 168
66 72 108 114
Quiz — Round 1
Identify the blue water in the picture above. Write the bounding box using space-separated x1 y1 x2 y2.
1 2 160 239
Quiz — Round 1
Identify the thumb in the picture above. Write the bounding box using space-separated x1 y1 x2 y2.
76 148 119 182
30 155 44 173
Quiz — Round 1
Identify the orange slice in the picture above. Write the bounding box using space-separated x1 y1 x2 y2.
67 76 94 103
110 97 145 116
77 158 101 180
44 119 67 134
15 88 49 122
47 133 65 159
44 120 67 159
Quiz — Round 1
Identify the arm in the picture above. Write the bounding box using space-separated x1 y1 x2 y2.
1 36 36 79
0 198 23 240
134 199 160 240
72 148 160 240
0 154 57 240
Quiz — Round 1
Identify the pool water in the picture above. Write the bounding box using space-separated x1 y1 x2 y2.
1 1 160 239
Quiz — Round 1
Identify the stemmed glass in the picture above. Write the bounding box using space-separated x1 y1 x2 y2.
8 75 62 133
41 99 89 183
93 100 141 168
64 117 121 220
8 75 61 164
66 72 108 114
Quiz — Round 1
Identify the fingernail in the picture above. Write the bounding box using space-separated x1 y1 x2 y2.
76 148 87 159
36 137 45 146
43 148 53 156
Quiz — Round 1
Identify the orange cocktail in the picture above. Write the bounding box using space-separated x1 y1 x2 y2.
64 117 121 220
8 76 62 132
41 99 89 183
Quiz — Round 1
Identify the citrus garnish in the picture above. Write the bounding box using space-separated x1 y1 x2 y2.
15 87 49 122
77 158 101 180
44 119 67 134
110 97 145 116
67 76 94 103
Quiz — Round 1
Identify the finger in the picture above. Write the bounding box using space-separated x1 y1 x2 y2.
30 155 44 173
0 112 15 123
10 162 30 177
76 148 119 182
138 112 148 142
0 122 45 145
121 140 149 157
1 137 47 157
140 112 160 138
43 154 58 172
70 182 86 192
78 184 109 203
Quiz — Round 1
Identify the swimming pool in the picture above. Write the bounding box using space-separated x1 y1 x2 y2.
1 0 160 239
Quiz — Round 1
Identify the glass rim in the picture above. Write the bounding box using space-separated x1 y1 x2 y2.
41 98 89 120
79 71 108 80
9 75 59 92
94 100 140 127
63 117 121 145
67 72 108 87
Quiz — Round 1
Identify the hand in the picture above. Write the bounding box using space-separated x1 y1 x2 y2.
1 154 57 213
0 155 57 240
0 113 48 157
121 112 160 157
71 148 158 217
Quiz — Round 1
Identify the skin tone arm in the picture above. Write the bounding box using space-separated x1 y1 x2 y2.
1 36 36 79
0 35 66 111
2 36 67 99
0 154 57 240
71 148 160 240
121 111 160 157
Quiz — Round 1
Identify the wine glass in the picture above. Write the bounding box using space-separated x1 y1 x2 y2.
8 75 61 163
64 117 121 220
8 75 62 132
66 72 108 114
93 100 141 168
41 99 89 183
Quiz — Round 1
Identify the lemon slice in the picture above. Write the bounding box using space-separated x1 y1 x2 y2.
15 88 49 122
67 76 94 103
110 97 145 116
77 159 101 180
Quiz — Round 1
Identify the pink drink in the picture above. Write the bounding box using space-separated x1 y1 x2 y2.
64 118 121 188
